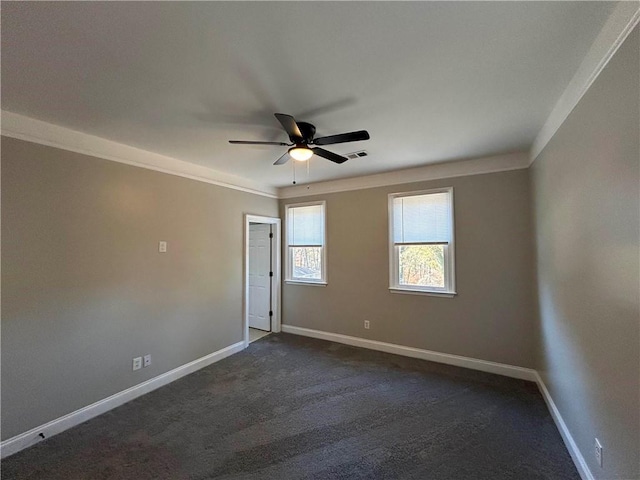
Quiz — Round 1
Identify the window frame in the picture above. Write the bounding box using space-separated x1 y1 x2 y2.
284 200 327 286
388 187 456 297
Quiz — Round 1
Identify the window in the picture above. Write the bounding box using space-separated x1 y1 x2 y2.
389 188 455 295
285 201 326 284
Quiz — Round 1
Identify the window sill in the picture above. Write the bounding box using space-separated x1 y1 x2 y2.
285 280 327 287
389 287 456 298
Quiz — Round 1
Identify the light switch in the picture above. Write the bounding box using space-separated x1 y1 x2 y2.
159 241 167 253
132 357 142 371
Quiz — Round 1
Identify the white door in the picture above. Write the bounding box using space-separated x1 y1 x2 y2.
248 223 272 331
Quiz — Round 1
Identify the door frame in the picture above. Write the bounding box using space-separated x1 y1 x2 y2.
243 214 281 347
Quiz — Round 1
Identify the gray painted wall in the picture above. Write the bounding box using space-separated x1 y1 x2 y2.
2 28 637 480
531 26 639 480
279 169 535 368
1 137 278 439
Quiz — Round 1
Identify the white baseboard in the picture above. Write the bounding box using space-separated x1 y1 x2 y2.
0 341 246 459
1 331 591 480
534 372 594 480
281 325 593 478
281 324 537 381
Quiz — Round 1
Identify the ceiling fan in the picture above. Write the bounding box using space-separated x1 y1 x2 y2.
229 113 370 165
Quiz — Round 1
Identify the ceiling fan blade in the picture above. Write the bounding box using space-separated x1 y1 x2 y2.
273 152 290 165
229 140 290 146
274 113 303 141
312 147 348 164
313 130 370 146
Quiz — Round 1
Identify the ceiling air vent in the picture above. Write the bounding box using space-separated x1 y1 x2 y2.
345 150 368 160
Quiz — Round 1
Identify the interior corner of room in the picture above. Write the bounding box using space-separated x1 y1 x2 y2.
1 2 638 479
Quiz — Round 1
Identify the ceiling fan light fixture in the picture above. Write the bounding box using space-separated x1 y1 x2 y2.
289 146 313 162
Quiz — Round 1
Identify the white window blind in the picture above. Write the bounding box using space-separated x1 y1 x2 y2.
392 192 451 244
388 188 456 295
288 204 324 246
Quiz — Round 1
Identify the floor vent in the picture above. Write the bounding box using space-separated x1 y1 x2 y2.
346 150 368 160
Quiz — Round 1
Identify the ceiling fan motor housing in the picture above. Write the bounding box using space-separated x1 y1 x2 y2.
296 122 316 143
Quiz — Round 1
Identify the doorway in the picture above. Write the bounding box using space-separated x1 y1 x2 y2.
244 215 281 347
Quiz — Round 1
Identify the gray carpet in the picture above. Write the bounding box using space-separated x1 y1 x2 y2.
2 333 579 479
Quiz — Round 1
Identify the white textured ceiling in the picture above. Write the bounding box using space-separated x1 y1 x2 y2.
2 2 616 188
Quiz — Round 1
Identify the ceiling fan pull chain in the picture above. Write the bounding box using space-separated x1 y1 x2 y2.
292 160 297 185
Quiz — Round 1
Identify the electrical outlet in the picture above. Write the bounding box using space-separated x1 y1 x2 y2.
132 357 142 371
143 354 151 367
159 241 167 253
595 438 603 468
364 320 370 329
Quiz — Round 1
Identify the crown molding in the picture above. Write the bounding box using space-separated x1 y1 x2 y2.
530 2 640 163
1 111 278 198
277 151 529 199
